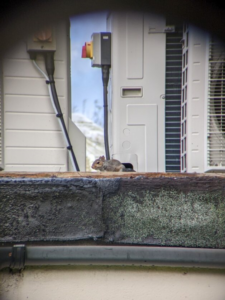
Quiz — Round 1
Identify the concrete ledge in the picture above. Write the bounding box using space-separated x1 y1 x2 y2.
0 177 104 242
0 173 225 248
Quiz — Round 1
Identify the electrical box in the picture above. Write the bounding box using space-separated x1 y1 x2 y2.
91 32 111 67
82 32 111 67
27 26 56 58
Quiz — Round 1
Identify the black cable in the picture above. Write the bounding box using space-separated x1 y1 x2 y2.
44 52 80 171
102 65 110 160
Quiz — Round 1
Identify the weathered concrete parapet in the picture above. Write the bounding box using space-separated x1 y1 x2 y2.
103 176 225 248
0 172 225 248
0 177 105 242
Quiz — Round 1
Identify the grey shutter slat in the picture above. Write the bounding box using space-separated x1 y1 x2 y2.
165 24 182 172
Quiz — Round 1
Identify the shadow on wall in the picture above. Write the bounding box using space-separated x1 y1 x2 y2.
1 0 225 58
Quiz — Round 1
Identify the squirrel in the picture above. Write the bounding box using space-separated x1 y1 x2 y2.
91 156 135 172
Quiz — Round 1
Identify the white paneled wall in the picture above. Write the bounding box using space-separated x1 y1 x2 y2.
2 21 71 172
107 12 166 172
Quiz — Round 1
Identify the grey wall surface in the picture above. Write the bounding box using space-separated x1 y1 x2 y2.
0 175 225 248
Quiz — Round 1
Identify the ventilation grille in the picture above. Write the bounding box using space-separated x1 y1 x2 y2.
165 24 183 172
208 38 225 167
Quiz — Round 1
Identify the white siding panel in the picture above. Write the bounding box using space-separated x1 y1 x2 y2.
5 41 30 59
3 21 71 171
5 131 65 148
3 59 66 79
5 113 61 131
5 148 67 164
4 95 66 114
5 95 55 113
4 78 65 97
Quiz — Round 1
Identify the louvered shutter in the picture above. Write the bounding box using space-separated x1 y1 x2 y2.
165 24 183 172
207 38 225 167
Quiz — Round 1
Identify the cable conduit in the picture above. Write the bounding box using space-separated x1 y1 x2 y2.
33 57 80 171
1 245 225 270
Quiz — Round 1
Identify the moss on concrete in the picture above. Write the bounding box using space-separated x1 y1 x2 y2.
104 188 225 248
